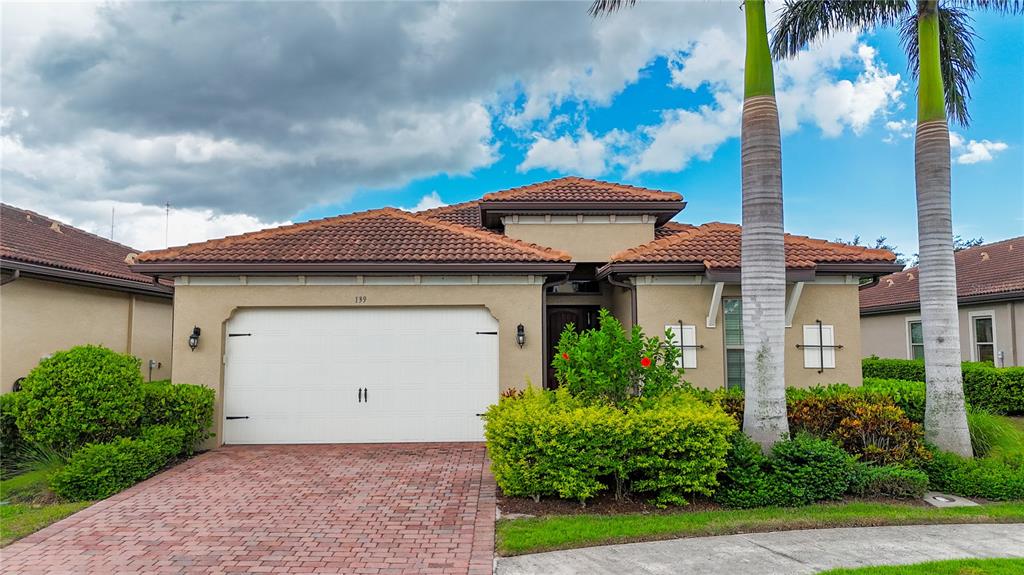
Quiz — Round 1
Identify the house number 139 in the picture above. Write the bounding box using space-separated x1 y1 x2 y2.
354 296 367 304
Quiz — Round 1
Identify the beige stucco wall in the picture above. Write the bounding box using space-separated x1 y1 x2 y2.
168 281 544 446
503 223 655 262
634 281 863 389
861 299 1022 367
0 277 173 392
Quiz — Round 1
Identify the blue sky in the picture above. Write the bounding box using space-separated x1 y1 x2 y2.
3 2 1021 254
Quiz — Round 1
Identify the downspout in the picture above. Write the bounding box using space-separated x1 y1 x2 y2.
0 269 20 286
541 273 571 389
606 274 636 330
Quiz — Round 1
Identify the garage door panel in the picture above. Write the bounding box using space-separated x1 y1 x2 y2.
224 307 498 444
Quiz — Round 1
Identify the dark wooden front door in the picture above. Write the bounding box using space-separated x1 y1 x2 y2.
546 306 599 389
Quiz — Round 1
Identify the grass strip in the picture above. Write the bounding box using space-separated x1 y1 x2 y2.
496 501 1024 556
0 502 92 547
820 557 1024 574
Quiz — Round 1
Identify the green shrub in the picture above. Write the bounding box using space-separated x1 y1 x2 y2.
49 425 185 502
1 392 23 458
848 463 929 499
962 364 1024 416
861 378 926 423
483 388 736 505
553 309 683 405
862 358 1024 415
715 434 856 508
15 346 144 450
140 381 215 452
925 449 1024 501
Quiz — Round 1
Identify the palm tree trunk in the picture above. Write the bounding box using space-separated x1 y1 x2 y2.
916 4 973 456
740 0 789 451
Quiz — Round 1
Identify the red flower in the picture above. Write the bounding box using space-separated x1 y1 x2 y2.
640 356 652 368
562 352 570 361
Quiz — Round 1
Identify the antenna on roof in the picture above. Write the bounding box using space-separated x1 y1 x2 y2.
164 201 171 248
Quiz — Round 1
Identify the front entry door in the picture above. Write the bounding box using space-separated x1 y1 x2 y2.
546 306 599 389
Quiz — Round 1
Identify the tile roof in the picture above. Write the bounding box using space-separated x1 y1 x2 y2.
1 204 166 287
419 201 482 227
611 222 898 269
655 221 696 239
860 236 1024 312
137 208 570 264
480 176 682 203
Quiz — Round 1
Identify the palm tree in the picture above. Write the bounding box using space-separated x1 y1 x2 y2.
772 0 1020 456
590 0 790 450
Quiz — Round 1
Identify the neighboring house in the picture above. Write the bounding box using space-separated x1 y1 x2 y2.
860 236 1024 367
132 177 901 445
0 204 174 392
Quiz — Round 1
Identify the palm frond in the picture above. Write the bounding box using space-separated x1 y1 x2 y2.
589 0 637 17
946 0 1023 14
771 0 911 59
901 6 978 126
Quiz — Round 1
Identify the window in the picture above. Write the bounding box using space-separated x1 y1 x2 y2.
908 320 924 360
802 324 836 369
723 298 744 390
972 315 995 363
666 324 697 369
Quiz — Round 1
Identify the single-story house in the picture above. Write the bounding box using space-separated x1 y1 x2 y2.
132 177 901 445
860 236 1024 367
1 204 174 392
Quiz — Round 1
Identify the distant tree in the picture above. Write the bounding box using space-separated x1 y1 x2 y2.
953 235 984 251
835 235 907 266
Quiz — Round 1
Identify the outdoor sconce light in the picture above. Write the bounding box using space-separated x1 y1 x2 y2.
188 326 201 351
516 324 526 348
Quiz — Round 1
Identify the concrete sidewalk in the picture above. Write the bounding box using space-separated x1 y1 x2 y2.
496 523 1024 575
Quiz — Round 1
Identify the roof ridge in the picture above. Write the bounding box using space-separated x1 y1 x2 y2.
1 203 144 254
480 176 682 201
610 221 717 261
401 209 571 261
418 199 480 218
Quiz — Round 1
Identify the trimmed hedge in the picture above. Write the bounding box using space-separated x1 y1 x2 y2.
50 425 186 501
861 378 926 423
140 381 215 453
484 388 736 506
715 433 856 508
14 346 144 449
862 357 1023 415
848 463 929 499
925 450 1024 501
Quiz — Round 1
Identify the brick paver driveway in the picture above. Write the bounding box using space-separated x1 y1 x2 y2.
2 444 495 574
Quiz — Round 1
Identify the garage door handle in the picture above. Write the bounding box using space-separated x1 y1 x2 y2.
358 388 363 403
226 416 249 420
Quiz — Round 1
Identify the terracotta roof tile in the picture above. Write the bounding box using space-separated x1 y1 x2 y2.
860 236 1024 311
138 208 570 264
481 176 682 203
419 201 482 227
612 222 897 269
1 204 163 286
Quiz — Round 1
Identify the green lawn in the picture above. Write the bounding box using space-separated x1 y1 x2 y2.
496 501 1024 556
820 558 1024 574
0 502 92 546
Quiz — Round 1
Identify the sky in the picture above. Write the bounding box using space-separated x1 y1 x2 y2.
2 1 1021 257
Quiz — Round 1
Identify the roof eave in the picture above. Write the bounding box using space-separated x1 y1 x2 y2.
597 261 902 282
478 200 686 228
2 260 173 297
131 261 577 276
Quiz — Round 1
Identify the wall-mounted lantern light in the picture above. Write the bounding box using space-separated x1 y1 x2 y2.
188 326 201 351
516 324 526 348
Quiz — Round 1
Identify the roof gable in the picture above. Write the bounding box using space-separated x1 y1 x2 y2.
0 204 166 289
481 176 682 203
136 208 570 266
609 222 898 271
860 236 1024 312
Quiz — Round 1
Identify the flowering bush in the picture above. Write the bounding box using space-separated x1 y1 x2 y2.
553 308 683 405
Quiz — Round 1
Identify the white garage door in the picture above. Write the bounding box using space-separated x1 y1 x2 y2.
223 307 499 444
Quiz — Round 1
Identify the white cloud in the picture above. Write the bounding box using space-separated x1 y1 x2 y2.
518 130 623 177
629 93 742 175
400 191 447 212
950 132 1009 164
884 119 914 143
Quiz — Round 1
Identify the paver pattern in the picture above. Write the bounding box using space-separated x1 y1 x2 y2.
2 443 495 575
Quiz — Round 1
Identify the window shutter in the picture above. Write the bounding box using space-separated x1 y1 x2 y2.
802 324 836 369
666 325 697 369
